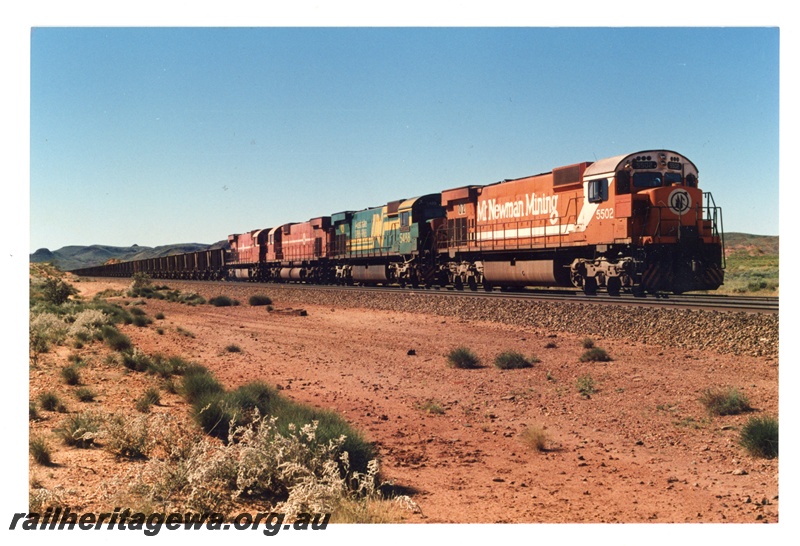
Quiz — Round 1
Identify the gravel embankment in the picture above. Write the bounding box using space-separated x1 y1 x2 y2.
173 282 779 358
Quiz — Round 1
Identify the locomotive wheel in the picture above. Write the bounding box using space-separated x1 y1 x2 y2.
453 276 464 290
468 276 478 291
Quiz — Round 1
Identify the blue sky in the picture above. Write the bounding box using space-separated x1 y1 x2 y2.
28 24 780 252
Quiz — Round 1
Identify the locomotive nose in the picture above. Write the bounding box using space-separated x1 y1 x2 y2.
646 186 703 218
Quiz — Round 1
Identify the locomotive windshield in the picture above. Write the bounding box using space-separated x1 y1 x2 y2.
633 172 663 188
632 171 685 188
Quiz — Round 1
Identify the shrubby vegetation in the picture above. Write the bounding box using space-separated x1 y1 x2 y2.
520 426 549 452
577 375 597 397
447 347 481 369
493 351 537 369
740 416 778 458
208 295 239 307
25 264 419 522
248 294 273 306
579 347 612 362
700 387 752 416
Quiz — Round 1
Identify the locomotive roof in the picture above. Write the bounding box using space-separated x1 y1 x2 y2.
584 150 696 177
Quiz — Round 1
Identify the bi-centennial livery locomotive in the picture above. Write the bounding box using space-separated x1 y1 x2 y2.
71 150 725 295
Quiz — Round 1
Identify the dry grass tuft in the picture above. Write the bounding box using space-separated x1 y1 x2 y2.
520 425 549 452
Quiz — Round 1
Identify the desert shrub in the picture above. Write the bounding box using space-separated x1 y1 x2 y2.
700 387 752 416
494 351 533 369
579 347 612 362
740 416 778 458
577 375 596 397
227 382 276 416
127 273 154 298
248 294 273 306
103 413 157 459
60 365 81 386
101 325 132 352
192 392 235 440
162 378 178 395
225 344 242 353
581 338 595 349
269 398 375 475
132 314 153 327
191 382 277 441
93 288 123 299
91 302 133 325
179 292 206 306
154 312 165 320
416 400 445 415
176 326 195 338
41 277 78 305
520 426 549 452
74 388 96 402
122 350 153 373
164 289 198 304
544 341 558 349
182 366 225 403
147 355 191 378
38 391 63 412
136 388 161 413
184 371 374 474
30 312 69 353
56 412 102 448
209 295 239 307
128 413 384 517
30 436 53 466
447 347 481 369
67 309 107 339
29 401 39 420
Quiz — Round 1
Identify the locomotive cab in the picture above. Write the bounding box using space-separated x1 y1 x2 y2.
606 151 724 293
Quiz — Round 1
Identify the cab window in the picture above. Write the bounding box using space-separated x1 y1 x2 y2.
588 178 608 203
633 172 663 188
616 171 631 194
399 211 410 232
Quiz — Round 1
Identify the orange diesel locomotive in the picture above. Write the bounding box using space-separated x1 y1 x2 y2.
438 150 724 294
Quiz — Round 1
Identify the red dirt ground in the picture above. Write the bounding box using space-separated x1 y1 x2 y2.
29 278 779 528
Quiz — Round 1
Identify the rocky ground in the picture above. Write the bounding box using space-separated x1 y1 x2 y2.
29 277 779 529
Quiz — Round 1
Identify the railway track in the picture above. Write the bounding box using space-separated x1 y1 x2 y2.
300 285 779 313
153 278 778 314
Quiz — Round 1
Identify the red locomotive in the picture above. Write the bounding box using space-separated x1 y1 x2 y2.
71 149 724 295
438 150 724 294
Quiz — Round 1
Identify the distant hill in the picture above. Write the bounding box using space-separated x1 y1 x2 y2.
30 241 230 272
723 232 779 258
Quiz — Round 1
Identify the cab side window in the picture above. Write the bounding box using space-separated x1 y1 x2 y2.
616 171 630 194
588 178 609 203
400 211 410 232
